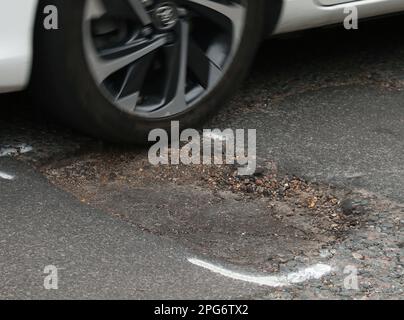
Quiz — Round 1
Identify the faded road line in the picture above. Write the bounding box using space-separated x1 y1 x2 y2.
0 171 15 180
188 258 332 287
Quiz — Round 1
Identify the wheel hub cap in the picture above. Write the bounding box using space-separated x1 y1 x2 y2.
153 2 179 30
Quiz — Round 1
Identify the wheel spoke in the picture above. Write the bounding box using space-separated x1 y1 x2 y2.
176 0 245 43
127 0 153 26
116 92 140 112
86 35 168 84
162 36 182 104
188 39 222 89
115 53 155 111
147 21 190 117
98 0 152 25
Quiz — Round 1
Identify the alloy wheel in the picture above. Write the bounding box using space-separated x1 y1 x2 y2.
83 0 247 119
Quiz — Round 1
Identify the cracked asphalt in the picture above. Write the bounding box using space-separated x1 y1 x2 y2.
0 16 403 299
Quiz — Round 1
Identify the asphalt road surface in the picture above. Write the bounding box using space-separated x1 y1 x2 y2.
0 16 403 299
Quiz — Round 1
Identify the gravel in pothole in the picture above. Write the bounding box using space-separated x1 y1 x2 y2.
41 150 368 272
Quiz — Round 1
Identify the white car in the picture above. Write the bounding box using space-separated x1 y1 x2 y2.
1 0 403 142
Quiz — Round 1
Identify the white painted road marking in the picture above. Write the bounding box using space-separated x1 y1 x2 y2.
0 144 33 157
188 258 332 287
0 171 15 180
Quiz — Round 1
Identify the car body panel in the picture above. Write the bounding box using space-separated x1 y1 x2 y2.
0 0 404 93
274 0 404 34
318 0 357 5
0 0 38 93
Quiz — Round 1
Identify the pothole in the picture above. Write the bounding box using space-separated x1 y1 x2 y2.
41 150 370 272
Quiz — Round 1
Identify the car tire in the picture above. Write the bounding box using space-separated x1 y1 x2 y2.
32 0 266 143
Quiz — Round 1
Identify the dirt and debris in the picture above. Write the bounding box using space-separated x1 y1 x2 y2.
39 149 371 272
42 149 366 229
